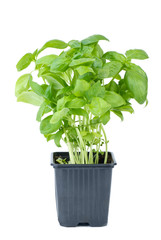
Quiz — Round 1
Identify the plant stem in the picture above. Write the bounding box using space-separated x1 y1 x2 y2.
88 113 93 164
95 124 100 164
100 124 108 164
76 128 88 164
64 130 75 164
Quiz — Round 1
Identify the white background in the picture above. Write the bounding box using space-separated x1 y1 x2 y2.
0 0 161 239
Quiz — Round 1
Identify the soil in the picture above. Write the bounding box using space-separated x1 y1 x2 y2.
54 152 113 164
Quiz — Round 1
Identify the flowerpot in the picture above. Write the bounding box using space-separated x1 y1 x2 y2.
51 152 116 227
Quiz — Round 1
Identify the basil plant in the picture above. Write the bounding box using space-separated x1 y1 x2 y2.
15 34 148 164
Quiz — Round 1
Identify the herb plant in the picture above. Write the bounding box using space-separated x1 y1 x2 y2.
15 34 148 164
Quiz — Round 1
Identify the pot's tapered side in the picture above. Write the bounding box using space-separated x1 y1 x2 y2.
51 152 116 227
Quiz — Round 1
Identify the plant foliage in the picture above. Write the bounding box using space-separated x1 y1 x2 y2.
15 34 149 164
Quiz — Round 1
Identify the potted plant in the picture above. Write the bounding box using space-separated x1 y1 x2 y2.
15 34 148 227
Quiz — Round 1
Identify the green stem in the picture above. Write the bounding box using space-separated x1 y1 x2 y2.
95 124 100 164
76 128 88 164
88 113 93 164
64 130 75 164
100 124 108 164
111 66 124 82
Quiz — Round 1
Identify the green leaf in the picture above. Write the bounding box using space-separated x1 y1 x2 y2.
50 108 69 124
124 68 148 104
100 111 110 125
43 85 55 101
73 79 90 97
15 74 31 97
103 51 126 62
81 45 95 57
78 72 94 81
97 66 109 78
69 58 95 67
40 115 61 134
69 108 88 117
114 105 134 114
37 66 50 77
81 132 94 142
36 55 57 67
36 101 51 122
42 74 65 89
92 44 104 58
68 40 81 49
56 86 73 97
29 79 45 97
52 129 64 147
90 117 100 125
125 49 149 60
85 81 105 101
17 91 44 106
88 97 111 116
66 98 86 108
104 91 126 107
50 56 71 72
57 96 71 110
105 81 119 93
93 58 103 68
16 53 33 71
112 110 124 121
76 66 95 75
128 63 147 77
81 34 109 45
99 61 123 78
33 49 39 59
39 39 68 53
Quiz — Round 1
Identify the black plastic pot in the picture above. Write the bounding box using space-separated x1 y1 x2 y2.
51 152 116 227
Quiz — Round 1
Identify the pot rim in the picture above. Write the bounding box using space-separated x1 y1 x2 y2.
51 151 117 168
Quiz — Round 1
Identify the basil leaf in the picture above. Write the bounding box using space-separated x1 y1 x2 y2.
36 54 57 67
112 110 124 121
124 68 148 104
68 40 81 49
29 79 45 97
73 79 90 97
50 108 69 124
15 73 31 97
103 51 126 62
81 34 109 45
50 55 71 72
16 53 33 71
69 108 88 118
88 97 111 116
66 98 86 108
125 49 149 60
114 105 134 114
36 101 51 122
105 81 119 93
69 58 95 67
57 96 72 110
52 129 64 147
104 91 126 107
99 61 123 78
42 74 66 89
17 91 44 106
39 39 68 53
76 66 95 75
92 44 104 58
40 115 61 134
100 111 110 125
56 86 73 97
85 81 105 101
